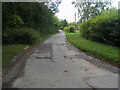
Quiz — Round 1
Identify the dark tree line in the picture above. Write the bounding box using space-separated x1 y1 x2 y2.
2 2 60 45
2 2 60 33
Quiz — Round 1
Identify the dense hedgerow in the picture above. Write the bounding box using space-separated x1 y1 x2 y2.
2 2 59 34
2 2 60 45
3 27 40 45
80 8 120 46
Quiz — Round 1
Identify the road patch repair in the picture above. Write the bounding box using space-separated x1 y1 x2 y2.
3 31 119 88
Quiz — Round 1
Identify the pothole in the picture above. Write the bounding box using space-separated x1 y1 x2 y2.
64 56 67 58
35 56 55 62
35 56 52 60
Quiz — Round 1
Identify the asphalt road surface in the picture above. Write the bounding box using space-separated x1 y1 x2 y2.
12 31 118 88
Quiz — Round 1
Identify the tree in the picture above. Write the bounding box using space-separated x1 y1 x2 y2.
72 1 111 22
53 16 60 27
2 2 61 45
2 2 59 34
60 19 68 29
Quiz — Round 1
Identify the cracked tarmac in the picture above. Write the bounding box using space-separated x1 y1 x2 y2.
12 31 118 88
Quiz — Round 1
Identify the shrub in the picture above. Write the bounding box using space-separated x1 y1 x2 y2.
2 2 59 34
63 27 69 32
69 25 75 33
80 20 90 39
3 27 40 45
80 8 120 46
63 25 75 33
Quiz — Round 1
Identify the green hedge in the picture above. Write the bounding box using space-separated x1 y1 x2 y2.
3 27 40 45
63 25 75 33
2 2 60 45
80 8 120 46
2 2 59 34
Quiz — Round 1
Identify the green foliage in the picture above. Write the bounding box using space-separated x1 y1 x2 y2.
52 16 60 32
69 25 75 33
63 25 75 33
66 33 119 66
2 2 60 45
79 21 90 39
2 33 57 66
63 27 69 32
72 1 111 22
53 16 60 26
60 19 68 29
2 2 59 33
80 8 120 46
12 15 24 26
3 27 40 45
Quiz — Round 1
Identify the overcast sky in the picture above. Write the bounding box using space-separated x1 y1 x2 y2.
55 0 119 23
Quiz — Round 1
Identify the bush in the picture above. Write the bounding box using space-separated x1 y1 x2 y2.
63 25 75 33
63 27 69 32
80 8 120 46
2 2 59 34
3 27 40 45
80 20 90 39
69 25 75 33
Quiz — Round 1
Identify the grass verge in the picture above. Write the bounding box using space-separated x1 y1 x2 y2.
2 45 28 66
2 32 58 67
66 32 119 66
